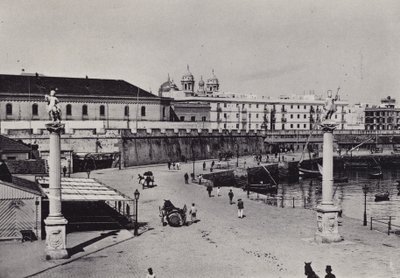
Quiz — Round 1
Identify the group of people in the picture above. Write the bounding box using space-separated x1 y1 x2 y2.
206 185 245 218
167 161 180 170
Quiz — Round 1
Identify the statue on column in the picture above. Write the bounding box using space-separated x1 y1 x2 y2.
322 88 339 121
45 89 62 123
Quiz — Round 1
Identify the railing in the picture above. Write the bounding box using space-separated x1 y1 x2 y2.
248 193 315 209
370 216 400 235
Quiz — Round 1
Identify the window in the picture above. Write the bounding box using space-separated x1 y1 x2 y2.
297 124 300 128
66 104 72 116
32 103 38 116
224 123 227 129
224 113 227 118
304 105 306 109
256 114 259 118
256 124 259 129
304 124 307 128
249 104 252 108
236 124 239 129
202 116 206 122
297 105 300 109
256 104 259 108
125 106 129 117
82 105 88 116
297 114 300 119
100 105 105 116
290 105 293 109
224 103 227 108
290 124 293 128
191 116 196 122
6 103 12 115
236 113 239 118
141 106 146 116
180 116 185 121
290 114 293 119
304 114 307 119
249 113 251 118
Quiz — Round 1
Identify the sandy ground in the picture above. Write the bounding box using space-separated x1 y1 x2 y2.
1 154 399 278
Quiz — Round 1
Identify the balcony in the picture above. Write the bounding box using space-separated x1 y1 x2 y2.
281 117 287 123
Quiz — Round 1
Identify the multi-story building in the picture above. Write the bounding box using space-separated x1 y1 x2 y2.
160 67 348 132
344 103 368 130
0 73 172 134
365 96 400 130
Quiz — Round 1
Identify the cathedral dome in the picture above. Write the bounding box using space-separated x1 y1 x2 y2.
207 69 219 85
159 75 178 93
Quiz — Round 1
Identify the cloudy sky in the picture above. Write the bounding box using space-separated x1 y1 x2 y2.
0 0 399 104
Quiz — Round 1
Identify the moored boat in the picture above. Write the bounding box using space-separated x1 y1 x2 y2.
375 191 389 202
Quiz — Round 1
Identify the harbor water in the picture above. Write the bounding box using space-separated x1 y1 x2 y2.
275 168 400 226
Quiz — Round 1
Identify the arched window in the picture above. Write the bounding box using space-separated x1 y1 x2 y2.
141 106 146 117
66 104 72 116
82 105 88 116
32 103 38 116
124 106 129 117
100 105 105 116
6 103 12 115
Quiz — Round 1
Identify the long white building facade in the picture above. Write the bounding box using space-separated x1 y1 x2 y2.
160 67 348 132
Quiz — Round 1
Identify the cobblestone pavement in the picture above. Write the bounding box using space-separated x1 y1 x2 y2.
2 155 400 278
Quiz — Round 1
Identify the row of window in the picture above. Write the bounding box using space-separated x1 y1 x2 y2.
179 116 207 122
5 103 147 117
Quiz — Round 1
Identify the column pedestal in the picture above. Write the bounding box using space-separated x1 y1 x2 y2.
44 216 68 259
44 123 69 260
315 121 343 243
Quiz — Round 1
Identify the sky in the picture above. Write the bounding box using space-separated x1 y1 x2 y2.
0 0 399 104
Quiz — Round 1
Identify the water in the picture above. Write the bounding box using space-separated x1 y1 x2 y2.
276 168 400 226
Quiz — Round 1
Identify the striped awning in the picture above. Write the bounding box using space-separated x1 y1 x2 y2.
36 177 131 202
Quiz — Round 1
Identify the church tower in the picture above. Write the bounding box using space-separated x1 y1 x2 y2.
181 65 195 95
206 69 219 94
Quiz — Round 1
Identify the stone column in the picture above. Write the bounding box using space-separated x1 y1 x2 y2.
315 122 343 243
44 123 69 259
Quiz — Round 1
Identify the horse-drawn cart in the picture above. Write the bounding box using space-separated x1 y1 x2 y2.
159 200 187 227
138 171 156 189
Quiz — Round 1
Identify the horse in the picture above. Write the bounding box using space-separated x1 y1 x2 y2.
304 262 320 278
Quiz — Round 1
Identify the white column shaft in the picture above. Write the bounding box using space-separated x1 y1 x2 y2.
49 132 62 217
322 131 333 205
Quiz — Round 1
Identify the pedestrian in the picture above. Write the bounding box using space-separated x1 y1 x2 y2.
189 203 197 223
325 265 336 278
176 162 180 170
237 198 244 218
228 189 234 204
184 173 189 184
198 174 202 185
211 160 215 168
206 183 213 197
244 160 247 168
203 161 206 171
210 167 213 172
217 186 221 196
62 166 67 177
146 267 156 278
167 161 171 170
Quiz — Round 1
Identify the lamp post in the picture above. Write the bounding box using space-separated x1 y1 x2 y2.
134 189 140 236
363 184 368 226
236 144 239 167
192 145 195 178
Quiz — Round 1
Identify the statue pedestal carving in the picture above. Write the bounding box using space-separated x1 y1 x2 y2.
315 120 343 243
44 122 69 259
44 216 68 259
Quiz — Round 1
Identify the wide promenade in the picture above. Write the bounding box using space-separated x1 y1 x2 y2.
2 155 400 278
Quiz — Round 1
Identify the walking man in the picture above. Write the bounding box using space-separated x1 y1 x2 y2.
184 173 189 184
217 186 221 196
167 161 171 170
189 203 198 224
237 198 244 218
325 265 336 278
203 161 206 171
228 189 234 204
206 183 213 197
62 166 67 177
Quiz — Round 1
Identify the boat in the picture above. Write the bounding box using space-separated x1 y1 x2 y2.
245 183 278 194
318 176 349 183
375 191 390 202
299 167 321 178
368 172 383 179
